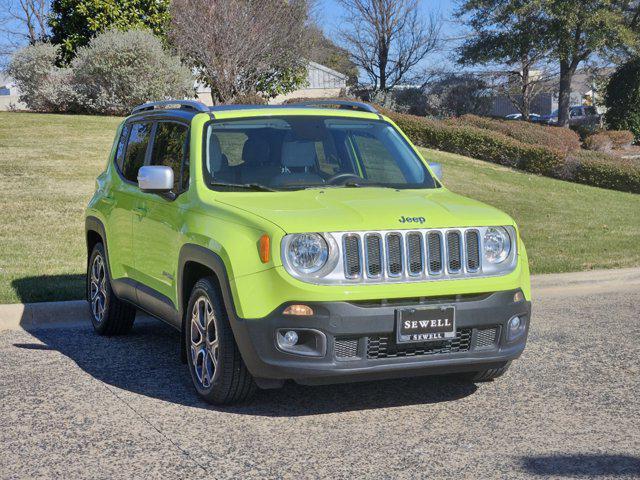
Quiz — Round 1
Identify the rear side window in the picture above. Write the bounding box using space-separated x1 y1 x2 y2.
114 124 130 172
150 122 189 192
122 122 152 182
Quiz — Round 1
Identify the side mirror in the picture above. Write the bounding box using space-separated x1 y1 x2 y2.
137 166 173 193
429 162 443 181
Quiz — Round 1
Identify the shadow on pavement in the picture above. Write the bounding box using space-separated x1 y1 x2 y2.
520 454 640 477
11 274 84 303
16 318 478 417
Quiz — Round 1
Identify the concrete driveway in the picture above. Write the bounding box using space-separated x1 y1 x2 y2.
1 269 639 479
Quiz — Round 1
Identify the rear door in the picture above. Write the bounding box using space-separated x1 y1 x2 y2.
131 120 190 309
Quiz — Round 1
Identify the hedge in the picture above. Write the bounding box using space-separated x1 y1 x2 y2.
283 97 639 194
385 111 640 194
447 114 582 153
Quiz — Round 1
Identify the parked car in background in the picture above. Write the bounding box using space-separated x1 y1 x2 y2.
505 113 542 122
542 106 602 128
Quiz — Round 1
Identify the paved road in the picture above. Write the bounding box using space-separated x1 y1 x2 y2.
1 271 639 479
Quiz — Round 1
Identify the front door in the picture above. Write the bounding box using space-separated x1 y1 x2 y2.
132 121 190 312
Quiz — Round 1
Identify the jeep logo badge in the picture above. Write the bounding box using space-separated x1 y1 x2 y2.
399 216 426 224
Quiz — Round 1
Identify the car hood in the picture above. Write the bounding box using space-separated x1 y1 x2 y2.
216 187 514 233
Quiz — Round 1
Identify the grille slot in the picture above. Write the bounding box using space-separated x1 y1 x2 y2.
447 231 462 272
343 235 361 278
365 234 382 277
427 232 443 274
465 230 480 271
367 329 472 359
406 233 423 275
386 234 403 276
335 338 359 359
475 327 498 348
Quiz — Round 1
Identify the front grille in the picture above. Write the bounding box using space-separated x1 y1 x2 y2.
335 338 359 359
343 228 484 280
475 327 498 348
367 329 472 359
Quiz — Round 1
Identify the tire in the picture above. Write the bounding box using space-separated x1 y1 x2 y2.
469 362 512 382
87 243 136 335
185 277 256 404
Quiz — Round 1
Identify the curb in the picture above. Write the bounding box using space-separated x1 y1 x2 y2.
0 300 89 331
1 267 639 331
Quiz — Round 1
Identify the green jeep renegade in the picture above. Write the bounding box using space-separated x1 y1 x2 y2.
85 100 531 404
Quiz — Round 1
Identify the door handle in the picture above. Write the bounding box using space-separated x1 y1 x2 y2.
133 206 148 217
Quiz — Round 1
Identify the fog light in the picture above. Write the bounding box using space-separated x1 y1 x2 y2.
507 315 525 341
282 330 298 347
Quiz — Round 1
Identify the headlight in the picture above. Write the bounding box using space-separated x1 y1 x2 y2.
285 233 329 274
483 227 511 264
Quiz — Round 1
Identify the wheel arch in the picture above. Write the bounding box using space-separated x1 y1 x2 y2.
178 244 241 363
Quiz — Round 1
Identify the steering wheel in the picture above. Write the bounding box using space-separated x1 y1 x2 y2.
326 173 365 185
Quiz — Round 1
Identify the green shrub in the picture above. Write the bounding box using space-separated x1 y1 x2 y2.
387 112 564 176
569 151 640 193
447 114 582 152
7 30 193 115
605 57 640 142
584 132 613 152
72 29 193 115
6 43 74 112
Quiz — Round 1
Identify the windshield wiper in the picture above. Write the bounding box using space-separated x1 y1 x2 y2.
209 181 276 192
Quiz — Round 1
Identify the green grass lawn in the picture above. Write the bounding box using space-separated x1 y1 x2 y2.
0 111 638 304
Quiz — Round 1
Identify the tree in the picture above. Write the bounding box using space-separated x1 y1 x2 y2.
605 57 640 140
48 0 170 64
456 0 552 120
0 0 48 64
170 0 311 103
543 0 640 127
423 73 492 117
307 25 358 86
337 0 439 91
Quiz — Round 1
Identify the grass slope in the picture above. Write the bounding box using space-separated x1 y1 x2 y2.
0 112 638 303
423 149 640 274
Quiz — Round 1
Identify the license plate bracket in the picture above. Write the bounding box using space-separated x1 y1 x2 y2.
396 306 456 344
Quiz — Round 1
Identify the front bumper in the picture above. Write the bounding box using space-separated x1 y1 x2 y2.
230 289 531 386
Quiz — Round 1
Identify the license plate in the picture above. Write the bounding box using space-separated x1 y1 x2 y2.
396 306 456 343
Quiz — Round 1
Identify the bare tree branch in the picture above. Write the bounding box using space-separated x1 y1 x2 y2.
170 0 311 103
337 0 440 91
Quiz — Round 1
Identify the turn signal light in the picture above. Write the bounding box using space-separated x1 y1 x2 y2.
258 234 270 263
283 304 314 316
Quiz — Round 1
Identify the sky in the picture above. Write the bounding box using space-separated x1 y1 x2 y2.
315 0 466 72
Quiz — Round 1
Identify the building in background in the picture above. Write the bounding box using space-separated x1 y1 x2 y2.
0 75 24 111
195 61 348 105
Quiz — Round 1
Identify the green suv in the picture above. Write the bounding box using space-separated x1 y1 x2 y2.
85 100 531 404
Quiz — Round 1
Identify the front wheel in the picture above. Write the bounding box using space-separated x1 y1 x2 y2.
87 243 136 335
185 277 256 404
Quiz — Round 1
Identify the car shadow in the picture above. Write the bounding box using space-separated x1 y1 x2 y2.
11 274 85 303
17 318 478 417
520 454 640 477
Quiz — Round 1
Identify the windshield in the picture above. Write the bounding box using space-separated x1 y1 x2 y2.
204 116 437 191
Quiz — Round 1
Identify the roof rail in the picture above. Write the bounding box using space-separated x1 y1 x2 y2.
290 100 379 114
131 100 210 115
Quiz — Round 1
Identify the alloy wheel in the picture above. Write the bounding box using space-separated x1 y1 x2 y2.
89 254 107 322
190 296 220 388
